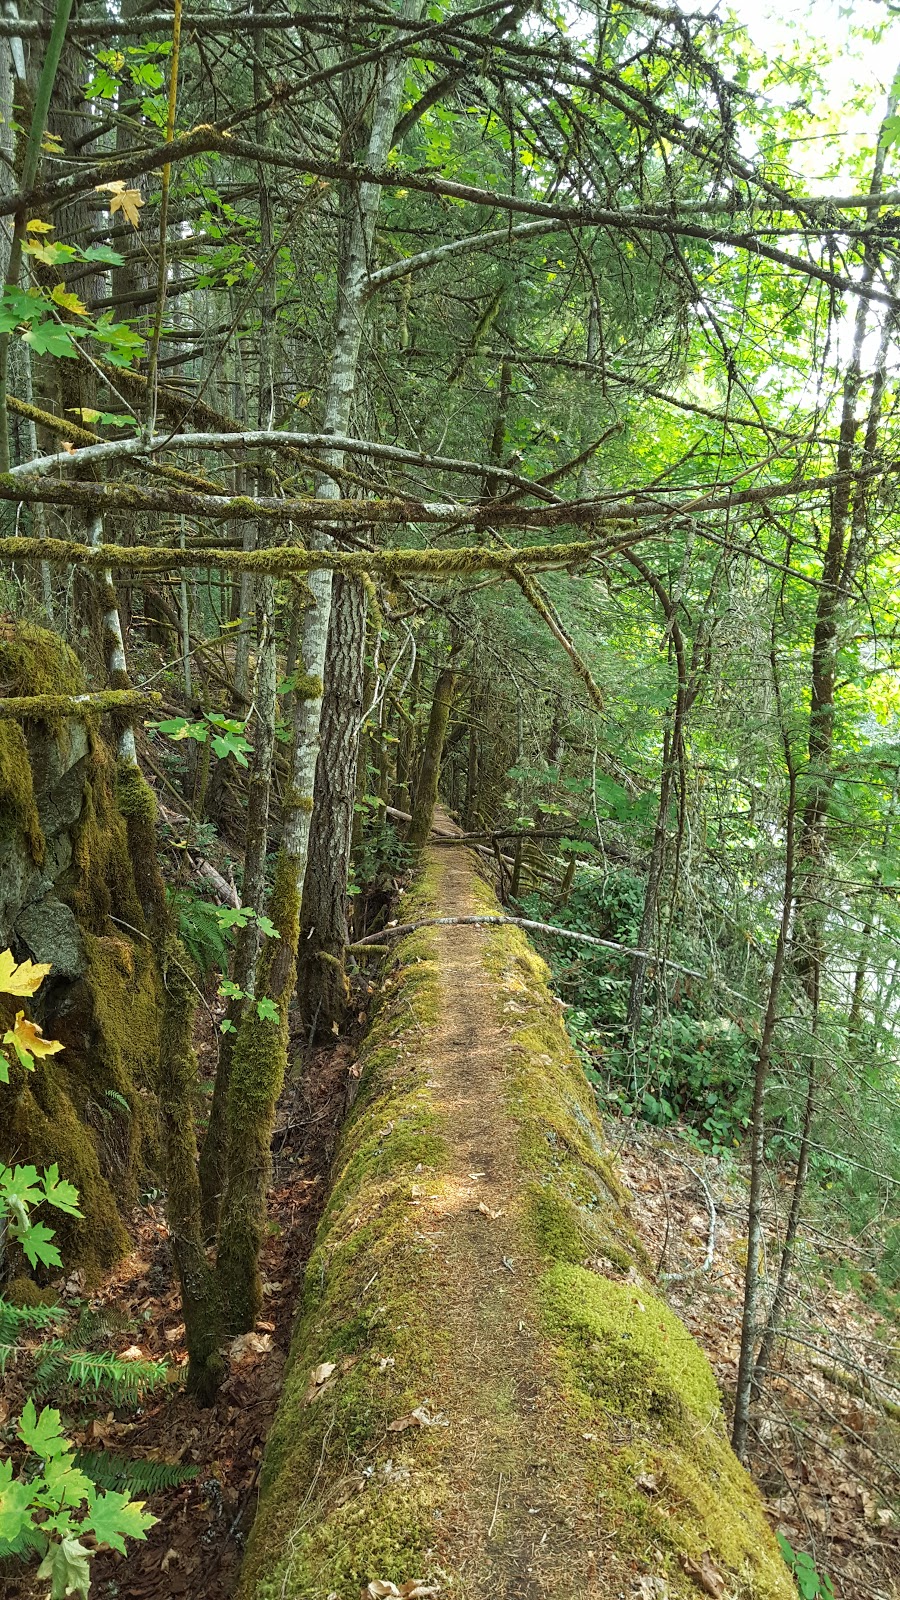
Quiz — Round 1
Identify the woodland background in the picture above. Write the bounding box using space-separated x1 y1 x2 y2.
1 0 900 1596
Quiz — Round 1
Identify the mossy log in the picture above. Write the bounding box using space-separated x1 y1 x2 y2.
238 851 794 1600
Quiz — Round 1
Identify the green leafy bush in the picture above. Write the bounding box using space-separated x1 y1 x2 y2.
0 1400 156 1597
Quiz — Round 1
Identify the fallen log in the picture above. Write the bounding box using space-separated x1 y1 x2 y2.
238 853 794 1600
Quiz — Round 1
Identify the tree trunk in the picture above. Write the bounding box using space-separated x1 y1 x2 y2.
297 574 367 1037
407 665 458 848
199 578 279 1234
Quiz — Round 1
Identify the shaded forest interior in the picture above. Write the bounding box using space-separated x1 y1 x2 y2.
1 1 900 1598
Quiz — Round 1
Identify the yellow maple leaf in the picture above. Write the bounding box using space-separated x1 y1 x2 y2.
50 283 88 317
5 1011 63 1062
22 240 62 265
95 179 144 229
0 948 51 997
25 218 54 233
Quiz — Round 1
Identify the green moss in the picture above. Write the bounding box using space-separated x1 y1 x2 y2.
4 1274 58 1307
0 720 44 863
290 672 323 700
540 1263 719 1428
6 1066 128 1279
238 877 448 1600
0 621 82 701
68 735 144 934
526 1183 630 1270
115 761 158 824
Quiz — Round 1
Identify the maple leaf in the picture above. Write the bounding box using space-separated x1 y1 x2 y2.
25 218 54 233
94 179 144 229
37 1535 91 1600
0 948 51 997
4 1011 64 1070
50 284 88 317
86 1487 156 1554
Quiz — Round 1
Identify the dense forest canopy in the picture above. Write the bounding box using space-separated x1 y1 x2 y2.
1 0 900 1595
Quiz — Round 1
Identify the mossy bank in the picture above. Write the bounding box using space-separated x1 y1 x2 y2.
0 623 160 1278
238 847 794 1600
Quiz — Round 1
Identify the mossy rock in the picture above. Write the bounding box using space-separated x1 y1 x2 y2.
0 623 159 1272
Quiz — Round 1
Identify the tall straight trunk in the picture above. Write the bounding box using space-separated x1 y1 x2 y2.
202 40 279 1227
407 665 458 848
89 512 224 1398
621 550 700 1041
752 1034 817 1397
200 578 279 1233
215 22 416 1331
626 721 675 1042
732 748 798 1461
281 0 419 896
297 574 367 1036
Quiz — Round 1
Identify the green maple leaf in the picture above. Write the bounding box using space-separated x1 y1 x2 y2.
0 1466 35 1543
42 1455 93 1510
18 1219 63 1270
19 1401 70 1460
41 1166 82 1217
23 321 77 359
36 1535 92 1600
86 1488 156 1555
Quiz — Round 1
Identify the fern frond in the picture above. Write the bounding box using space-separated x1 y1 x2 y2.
33 1342 171 1401
0 1299 66 1344
75 1450 199 1493
71 1304 129 1346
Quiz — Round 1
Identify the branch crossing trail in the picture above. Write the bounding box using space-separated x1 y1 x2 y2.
412 813 610 1595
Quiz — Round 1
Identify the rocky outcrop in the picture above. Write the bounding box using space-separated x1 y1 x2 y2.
0 622 159 1279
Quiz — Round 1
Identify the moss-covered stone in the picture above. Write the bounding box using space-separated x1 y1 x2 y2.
0 721 44 865
0 623 160 1272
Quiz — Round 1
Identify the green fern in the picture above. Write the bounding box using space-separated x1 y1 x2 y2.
70 1303 129 1346
0 1300 66 1342
75 1450 199 1494
0 1300 65 1372
32 1342 171 1401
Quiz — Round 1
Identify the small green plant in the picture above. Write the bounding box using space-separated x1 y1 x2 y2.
0 1164 82 1273
0 1399 156 1596
149 711 254 767
776 1534 836 1600
0 1167 167 1595
217 978 280 1033
167 888 277 976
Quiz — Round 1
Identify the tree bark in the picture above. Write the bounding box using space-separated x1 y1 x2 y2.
297 573 367 1036
407 664 458 849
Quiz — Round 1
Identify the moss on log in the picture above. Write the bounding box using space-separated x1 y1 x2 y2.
238 853 794 1600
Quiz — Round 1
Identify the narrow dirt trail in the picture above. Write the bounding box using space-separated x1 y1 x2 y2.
417 818 600 1597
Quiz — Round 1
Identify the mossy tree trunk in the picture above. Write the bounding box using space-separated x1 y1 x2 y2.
407 661 458 849
99 547 227 1399
216 851 299 1333
200 577 279 1234
297 573 367 1038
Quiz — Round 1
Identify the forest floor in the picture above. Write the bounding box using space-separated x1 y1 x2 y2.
4 824 900 1600
614 1126 900 1598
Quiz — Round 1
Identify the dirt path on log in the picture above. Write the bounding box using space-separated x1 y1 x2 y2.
418 817 607 1598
